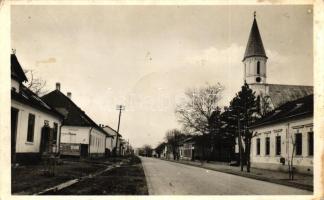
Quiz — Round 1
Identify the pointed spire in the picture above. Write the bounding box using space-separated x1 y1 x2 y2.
243 12 267 61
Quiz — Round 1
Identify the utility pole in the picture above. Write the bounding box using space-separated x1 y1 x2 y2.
115 105 125 156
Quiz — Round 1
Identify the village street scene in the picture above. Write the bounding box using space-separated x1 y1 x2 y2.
9 5 314 195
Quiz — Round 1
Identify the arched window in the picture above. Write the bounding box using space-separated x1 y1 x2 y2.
257 61 260 75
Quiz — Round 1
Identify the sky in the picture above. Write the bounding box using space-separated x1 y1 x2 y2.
11 5 313 148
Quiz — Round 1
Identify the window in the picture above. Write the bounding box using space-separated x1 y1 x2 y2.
295 133 302 156
276 136 281 155
257 61 260 75
265 137 270 155
27 113 35 142
53 123 58 143
308 132 313 156
256 138 260 155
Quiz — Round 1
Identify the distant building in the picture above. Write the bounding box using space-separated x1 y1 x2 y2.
250 94 313 174
42 85 111 158
11 54 64 164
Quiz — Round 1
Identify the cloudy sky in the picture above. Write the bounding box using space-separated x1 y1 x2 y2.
11 5 313 148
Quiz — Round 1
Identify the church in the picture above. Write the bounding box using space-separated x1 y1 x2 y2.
243 13 314 174
243 13 313 109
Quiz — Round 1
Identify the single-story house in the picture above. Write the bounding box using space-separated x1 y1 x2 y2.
11 53 64 164
42 84 111 158
102 125 118 157
249 94 313 174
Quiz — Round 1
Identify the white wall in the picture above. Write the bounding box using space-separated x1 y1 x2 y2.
61 126 90 144
251 117 313 172
244 56 267 85
89 127 106 154
12 99 62 153
105 137 113 150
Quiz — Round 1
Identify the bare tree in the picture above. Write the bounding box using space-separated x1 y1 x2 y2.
23 69 48 96
175 83 224 160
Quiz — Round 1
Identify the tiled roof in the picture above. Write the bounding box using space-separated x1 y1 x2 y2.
42 90 110 136
11 54 27 82
250 94 313 128
12 85 63 119
243 18 267 61
267 84 313 108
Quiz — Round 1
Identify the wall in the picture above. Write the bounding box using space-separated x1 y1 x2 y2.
61 126 90 144
105 137 113 151
250 117 313 174
89 127 106 156
244 56 267 85
12 99 62 153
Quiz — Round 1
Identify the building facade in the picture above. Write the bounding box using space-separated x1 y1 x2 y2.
11 54 63 164
250 95 313 174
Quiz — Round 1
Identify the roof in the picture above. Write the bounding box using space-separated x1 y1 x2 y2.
11 54 28 82
12 85 64 119
42 89 110 137
243 18 267 61
250 94 313 128
103 126 121 138
266 84 313 108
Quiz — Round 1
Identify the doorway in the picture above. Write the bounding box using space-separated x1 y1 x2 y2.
11 107 19 163
40 126 51 154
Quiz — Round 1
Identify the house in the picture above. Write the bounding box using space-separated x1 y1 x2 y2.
11 53 64 164
102 125 117 157
179 137 195 161
42 85 111 158
108 128 122 156
249 94 313 174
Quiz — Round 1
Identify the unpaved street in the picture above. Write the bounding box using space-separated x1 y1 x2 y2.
141 157 312 195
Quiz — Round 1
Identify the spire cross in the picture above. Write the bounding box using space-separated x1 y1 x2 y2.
254 11 256 19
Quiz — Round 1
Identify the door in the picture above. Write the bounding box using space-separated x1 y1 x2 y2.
40 126 50 154
80 144 88 158
11 108 19 163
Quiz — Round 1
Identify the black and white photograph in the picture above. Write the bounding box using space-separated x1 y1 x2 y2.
0 1 323 198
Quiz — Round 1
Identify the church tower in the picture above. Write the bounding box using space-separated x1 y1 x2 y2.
243 12 268 97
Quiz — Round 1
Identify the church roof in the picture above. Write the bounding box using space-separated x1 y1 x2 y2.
250 94 313 128
267 84 313 108
243 17 267 61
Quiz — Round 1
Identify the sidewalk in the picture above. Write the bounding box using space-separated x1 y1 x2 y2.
162 158 313 191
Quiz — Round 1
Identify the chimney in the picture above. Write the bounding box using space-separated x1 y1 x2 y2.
67 92 72 99
56 82 61 91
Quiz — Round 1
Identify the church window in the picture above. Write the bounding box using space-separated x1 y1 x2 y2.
257 61 260 75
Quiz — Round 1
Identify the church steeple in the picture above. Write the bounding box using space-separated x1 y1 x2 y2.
243 12 268 86
243 13 267 61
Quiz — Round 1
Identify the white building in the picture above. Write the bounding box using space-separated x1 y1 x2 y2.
250 95 313 174
103 125 118 156
42 84 111 158
11 53 64 164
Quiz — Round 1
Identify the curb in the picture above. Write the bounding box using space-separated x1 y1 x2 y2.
162 158 313 192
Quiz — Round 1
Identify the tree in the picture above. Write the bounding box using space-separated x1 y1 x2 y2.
229 82 259 172
175 83 224 160
23 69 48 96
142 144 153 157
165 129 185 160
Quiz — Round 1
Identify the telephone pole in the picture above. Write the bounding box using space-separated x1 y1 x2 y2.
115 105 125 156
